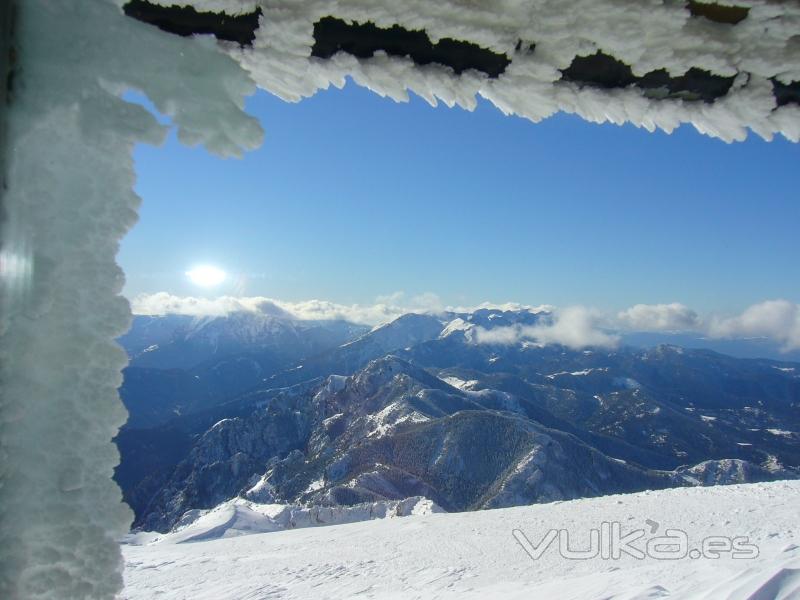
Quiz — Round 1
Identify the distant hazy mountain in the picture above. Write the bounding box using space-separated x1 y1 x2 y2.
118 312 369 427
621 331 800 362
263 312 451 388
116 308 799 532
120 312 368 370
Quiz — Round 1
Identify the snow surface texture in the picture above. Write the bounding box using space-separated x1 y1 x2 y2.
0 1 261 598
141 0 800 142
123 481 800 599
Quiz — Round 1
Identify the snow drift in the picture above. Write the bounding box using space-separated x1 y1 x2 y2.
126 496 444 545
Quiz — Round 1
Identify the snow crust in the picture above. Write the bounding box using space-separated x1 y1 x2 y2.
122 481 800 599
0 1 261 598
152 0 800 142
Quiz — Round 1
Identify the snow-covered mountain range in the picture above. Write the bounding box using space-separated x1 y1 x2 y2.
115 307 799 537
117 312 369 427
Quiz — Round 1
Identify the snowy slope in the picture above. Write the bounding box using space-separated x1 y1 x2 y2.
123 480 800 599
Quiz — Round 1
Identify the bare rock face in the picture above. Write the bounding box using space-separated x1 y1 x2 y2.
673 459 787 486
139 387 314 531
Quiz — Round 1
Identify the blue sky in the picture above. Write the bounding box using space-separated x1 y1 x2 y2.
119 82 799 315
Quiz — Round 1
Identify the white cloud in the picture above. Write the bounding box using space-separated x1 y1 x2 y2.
385 291 445 314
617 303 701 332
130 292 551 330
708 299 800 351
475 306 619 350
531 306 620 349
129 291 440 325
453 301 555 314
473 326 524 345
130 293 274 318
130 294 800 352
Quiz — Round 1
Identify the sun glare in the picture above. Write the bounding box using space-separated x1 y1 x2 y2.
186 265 227 287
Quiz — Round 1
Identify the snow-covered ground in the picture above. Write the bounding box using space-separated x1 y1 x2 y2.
123 481 800 599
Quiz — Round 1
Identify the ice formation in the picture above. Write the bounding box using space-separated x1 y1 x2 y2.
0 1 260 598
134 0 800 142
1 0 798 598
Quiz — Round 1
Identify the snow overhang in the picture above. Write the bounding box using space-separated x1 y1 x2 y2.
121 0 800 142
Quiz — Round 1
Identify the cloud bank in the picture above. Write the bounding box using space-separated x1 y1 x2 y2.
614 300 800 351
474 306 619 350
130 292 551 326
708 299 800 352
130 291 445 326
130 293 800 352
617 303 701 332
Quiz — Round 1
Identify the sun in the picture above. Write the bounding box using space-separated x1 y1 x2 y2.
186 265 227 287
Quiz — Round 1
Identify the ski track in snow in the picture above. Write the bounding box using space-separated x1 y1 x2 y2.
123 481 800 599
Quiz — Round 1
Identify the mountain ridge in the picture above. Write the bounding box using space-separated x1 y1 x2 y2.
115 308 800 533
